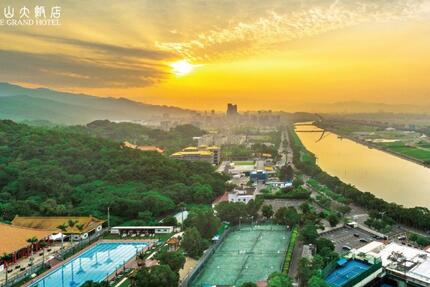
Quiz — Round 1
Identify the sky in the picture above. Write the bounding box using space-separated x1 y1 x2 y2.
1 0 430 111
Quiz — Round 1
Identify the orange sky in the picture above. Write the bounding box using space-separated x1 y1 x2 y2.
1 0 430 111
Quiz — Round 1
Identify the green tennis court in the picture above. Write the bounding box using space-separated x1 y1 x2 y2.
191 224 291 287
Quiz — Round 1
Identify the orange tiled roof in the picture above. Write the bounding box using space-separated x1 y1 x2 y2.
12 216 105 235
0 223 53 255
212 192 229 205
167 237 179 244
123 142 164 153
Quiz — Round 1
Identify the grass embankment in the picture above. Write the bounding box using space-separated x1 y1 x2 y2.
307 179 347 204
382 142 430 163
233 161 255 166
283 226 298 274
290 128 316 165
320 121 430 165
259 188 310 200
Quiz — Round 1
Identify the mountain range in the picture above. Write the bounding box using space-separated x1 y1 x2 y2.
0 83 194 125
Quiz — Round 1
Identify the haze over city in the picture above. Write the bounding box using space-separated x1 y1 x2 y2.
2 0 430 111
3 1 430 287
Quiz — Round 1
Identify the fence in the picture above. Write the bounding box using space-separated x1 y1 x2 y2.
343 260 382 287
322 258 383 287
179 226 232 287
0 228 108 287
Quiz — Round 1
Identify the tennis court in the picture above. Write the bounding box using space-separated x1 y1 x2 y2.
325 260 371 287
191 224 290 287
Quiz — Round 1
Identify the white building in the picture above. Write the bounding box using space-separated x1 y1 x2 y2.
228 186 256 204
355 242 430 287
110 226 174 236
266 181 293 189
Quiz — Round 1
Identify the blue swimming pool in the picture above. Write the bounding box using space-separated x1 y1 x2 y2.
29 242 148 287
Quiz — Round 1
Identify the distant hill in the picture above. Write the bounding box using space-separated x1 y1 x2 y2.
0 83 194 124
70 120 206 154
300 101 430 114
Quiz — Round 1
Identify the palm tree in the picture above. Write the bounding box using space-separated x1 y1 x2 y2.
39 241 48 266
68 219 78 246
57 223 68 250
1 253 11 284
76 223 87 246
26 236 38 273
26 236 38 257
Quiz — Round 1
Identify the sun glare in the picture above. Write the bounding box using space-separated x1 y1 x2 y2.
171 60 195 76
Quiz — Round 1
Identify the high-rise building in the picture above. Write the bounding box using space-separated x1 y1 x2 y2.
226 103 238 117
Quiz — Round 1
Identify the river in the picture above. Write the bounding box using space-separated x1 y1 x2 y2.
295 123 430 208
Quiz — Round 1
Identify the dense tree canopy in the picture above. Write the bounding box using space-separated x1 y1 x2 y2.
215 202 248 225
181 227 208 258
268 272 293 287
301 224 318 244
134 265 178 287
275 207 300 227
156 250 186 273
73 120 206 154
184 209 221 239
0 120 227 224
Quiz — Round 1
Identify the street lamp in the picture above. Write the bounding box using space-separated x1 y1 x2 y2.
107 206 111 229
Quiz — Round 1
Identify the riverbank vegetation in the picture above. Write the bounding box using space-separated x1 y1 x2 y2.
288 125 430 232
318 120 430 166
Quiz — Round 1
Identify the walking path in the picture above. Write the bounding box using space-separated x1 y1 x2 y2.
0 242 70 286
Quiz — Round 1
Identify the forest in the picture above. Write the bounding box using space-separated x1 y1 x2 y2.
68 120 206 154
0 120 227 225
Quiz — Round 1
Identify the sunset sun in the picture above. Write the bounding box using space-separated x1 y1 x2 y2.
171 60 195 76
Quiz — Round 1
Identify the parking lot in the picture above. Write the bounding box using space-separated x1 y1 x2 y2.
322 226 377 253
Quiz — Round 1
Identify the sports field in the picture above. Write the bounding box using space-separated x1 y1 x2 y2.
191 224 290 287
325 260 371 287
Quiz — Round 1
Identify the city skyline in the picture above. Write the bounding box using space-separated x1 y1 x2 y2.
1 0 430 111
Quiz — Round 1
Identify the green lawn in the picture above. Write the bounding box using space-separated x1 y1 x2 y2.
233 161 255 166
307 178 347 203
383 142 430 161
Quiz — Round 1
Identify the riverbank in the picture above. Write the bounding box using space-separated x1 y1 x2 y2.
291 123 430 230
315 123 430 169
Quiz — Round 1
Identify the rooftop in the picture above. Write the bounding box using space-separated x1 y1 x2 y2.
355 241 430 285
123 141 164 153
171 151 213 156
232 186 256 195
12 216 105 235
0 223 53 255
377 242 430 284
212 192 229 205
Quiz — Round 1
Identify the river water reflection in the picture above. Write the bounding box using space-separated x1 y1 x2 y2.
295 123 430 208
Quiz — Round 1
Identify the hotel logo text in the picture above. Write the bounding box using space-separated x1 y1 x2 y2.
0 5 61 26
